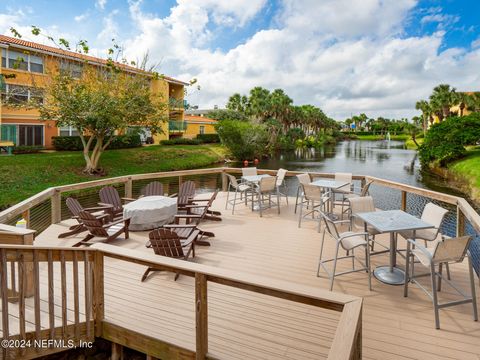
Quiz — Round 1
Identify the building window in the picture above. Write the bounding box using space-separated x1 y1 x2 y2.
2 84 44 104
199 125 205 135
59 126 80 137
2 48 44 73
59 61 83 79
18 125 43 146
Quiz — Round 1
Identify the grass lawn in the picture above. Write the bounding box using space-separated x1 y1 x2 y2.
355 134 410 141
405 137 424 150
0 144 226 209
449 147 480 191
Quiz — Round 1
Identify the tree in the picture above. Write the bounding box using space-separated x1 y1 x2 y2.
429 84 458 122
415 99 432 134
247 86 271 122
226 93 248 112
40 66 167 174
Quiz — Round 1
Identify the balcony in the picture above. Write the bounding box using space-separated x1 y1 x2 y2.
168 120 187 132
169 97 187 110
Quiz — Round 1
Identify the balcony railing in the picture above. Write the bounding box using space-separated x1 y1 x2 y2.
168 97 187 110
168 120 187 132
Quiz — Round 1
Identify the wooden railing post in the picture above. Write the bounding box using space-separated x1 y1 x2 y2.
51 190 61 224
457 205 466 237
195 273 208 360
179 175 184 188
125 177 133 199
221 170 228 192
401 191 407 211
93 250 105 338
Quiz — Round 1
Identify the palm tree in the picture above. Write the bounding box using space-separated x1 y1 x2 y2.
429 84 458 122
247 87 270 122
268 89 292 133
415 99 432 134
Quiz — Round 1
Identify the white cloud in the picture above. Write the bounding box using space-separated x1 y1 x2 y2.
97 10 119 45
74 13 88 22
95 0 107 10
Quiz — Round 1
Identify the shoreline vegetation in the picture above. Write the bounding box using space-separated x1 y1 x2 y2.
0 144 226 210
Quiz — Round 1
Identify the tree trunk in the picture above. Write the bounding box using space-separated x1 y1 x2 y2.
82 136 106 175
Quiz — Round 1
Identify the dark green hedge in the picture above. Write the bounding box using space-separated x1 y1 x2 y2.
52 134 142 151
160 138 202 145
196 133 220 143
12 146 45 154
419 113 480 166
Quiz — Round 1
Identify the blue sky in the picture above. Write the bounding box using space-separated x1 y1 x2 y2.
1 0 480 119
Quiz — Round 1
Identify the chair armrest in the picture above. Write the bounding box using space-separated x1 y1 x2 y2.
407 238 433 260
340 232 369 240
98 202 116 208
163 224 197 229
185 204 209 209
84 205 113 212
103 218 128 228
168 193 178 198
122 197 136 202
183 230 200 246
174 214 202 219
192 198 210 202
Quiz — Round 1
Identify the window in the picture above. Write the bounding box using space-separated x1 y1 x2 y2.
18 125 43 146
59 61 83 79
59 126 80 137
2 48 44 73
199 125 205 135
2 84 43 104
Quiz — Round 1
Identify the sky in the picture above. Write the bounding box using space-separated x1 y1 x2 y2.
1 0 480 120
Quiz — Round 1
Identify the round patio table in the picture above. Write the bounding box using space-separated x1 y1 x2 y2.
123 196 177 231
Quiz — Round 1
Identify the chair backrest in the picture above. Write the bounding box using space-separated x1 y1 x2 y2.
226 173 240 189
321 213 340 239
349 196 375 229
296 173 311 185
335 172 352 192
421 203 448 229
178 181 196 206
78 210 109 238
259 176 277 192
141 181 164 197
242 167 257 177
149 228 185 258
99 186 123 211
66 197 83 217
432 235 472 264
301 184 324 202
360 180 374 197
276 168 288 185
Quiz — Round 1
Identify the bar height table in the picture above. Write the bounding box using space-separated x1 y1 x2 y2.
310 179 349 220
241 174 272 211
356 210 434 285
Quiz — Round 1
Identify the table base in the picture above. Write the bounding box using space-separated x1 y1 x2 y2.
373 266 405 285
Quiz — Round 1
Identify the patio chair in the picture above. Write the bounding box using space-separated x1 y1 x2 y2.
298 184 329 232
349 196 383 253
276 168 289 204
344 180 374 200
404 235 478 329
252 176 280 217
176 180 196 211
333 172 353 217
99 186 135 219
188 189 222 221
74 210 130 247
317 212 372 291
294 173 312 214
225 173 252 214
242 167 257 177
58 197 113 238
141 228 197 282
140 181 164 197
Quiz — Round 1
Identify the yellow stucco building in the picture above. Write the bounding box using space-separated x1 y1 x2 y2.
0 35 187 149
182 115 217 139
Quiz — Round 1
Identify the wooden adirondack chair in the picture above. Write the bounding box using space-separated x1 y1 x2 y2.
189 189 222 221
141 228 197 282
176 180 196 211
99 186 135 219
74 210 130 247
58 197 113 238
140 181 164 197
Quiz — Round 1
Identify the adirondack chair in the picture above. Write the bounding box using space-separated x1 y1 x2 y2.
176 180 196 211
58 197 113 238
74 210 130 247
140 181 164 197
99 186 135 219
141 228 197 282
190 189 222 221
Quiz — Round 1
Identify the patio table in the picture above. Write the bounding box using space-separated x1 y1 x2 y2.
123 195 177 231
356 210 434 285
241 174 272 211
310 179 349 220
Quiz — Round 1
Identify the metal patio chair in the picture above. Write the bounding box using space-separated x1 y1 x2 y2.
276 168 289 204
332 172 353 217
348 196 384 253
253 176 280 217
317 212 372 291
225 173 252 214
298 183 329 232
294 173 312 214
404 235 478 329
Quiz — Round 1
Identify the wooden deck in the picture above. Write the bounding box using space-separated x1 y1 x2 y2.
11 192 480 359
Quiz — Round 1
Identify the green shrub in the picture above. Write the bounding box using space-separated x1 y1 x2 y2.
160 138 202 145
52 134 142 151
196 133 220 143
419 113 480 166
12 145 45 154
215 120 269 160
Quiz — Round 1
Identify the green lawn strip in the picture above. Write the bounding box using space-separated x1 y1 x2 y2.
354 134 410 141
448 148 480 190
405 138 424 150
0 144 226 208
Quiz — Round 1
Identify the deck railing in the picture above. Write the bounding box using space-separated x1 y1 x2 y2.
0 243 362 360
0 166 479 359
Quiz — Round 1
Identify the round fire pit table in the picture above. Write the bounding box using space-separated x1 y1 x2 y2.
123 196 177 231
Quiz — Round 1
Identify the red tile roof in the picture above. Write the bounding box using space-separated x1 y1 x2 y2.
0 34 188 85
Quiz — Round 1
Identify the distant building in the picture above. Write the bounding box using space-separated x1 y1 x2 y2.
0 34 188 148
185 107 219 118
183 115 217 139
